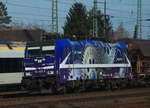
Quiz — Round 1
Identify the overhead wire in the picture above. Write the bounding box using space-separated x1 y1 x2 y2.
7 0 150 15
7 2 50 10
9 11 51 18
5 0 150 34
7 0 139 21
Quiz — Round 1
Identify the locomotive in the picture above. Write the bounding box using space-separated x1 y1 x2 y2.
22 39 132 92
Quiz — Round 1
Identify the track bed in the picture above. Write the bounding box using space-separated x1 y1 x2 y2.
0 87 150 108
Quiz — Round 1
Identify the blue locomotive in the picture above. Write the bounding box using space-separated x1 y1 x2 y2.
22 39 132 92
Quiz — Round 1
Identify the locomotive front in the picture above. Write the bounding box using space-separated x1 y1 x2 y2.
22 42 56 91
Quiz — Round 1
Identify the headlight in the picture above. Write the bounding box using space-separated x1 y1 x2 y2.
25 67 36 71
47 71 54 75
100 72 103 75
43 66 54 69
26 72 31 76
34 59 38 62
38 60 42 63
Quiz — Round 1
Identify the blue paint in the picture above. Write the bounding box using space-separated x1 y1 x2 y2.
23 39 132 84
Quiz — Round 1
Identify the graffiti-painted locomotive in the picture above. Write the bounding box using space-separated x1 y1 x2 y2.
22 39 132 92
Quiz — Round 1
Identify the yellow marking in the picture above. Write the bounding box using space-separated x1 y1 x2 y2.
12 47 25 50
138 73 146 76
0 46 25 50
0 47 9 50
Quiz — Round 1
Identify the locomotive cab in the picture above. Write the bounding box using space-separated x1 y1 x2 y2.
22 42 56 91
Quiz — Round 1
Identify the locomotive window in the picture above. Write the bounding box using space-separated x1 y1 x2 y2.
63 47 69 57
89 59 92 64
26 46 40 58
27 47 40 50
42 46 55 51
0 58 23 73
93 59 95 64
27 49 41 58
26 45 55 57
42 46 55 57
42 50 55 57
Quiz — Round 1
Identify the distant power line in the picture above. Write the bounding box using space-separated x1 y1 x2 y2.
13 16 51 22
7 2 50 10
7 0 150 16
9 11 51 18
8 0 149 17
7 1 139 20
5 0 150 35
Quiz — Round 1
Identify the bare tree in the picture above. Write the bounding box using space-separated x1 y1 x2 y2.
0 2 11 27
114 22 130 40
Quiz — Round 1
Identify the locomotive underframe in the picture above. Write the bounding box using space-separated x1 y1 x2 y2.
21 75 57 91
21 74 136 93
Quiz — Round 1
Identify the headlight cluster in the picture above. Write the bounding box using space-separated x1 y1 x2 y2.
26 72 31 76
25 67 36 71
47 71 54 75
34 58 45 63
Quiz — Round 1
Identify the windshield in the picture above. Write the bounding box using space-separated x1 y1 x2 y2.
42 46 55 57
26 46 55 58
26 47 41 58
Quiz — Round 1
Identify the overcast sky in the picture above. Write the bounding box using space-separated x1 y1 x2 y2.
2 0 150 39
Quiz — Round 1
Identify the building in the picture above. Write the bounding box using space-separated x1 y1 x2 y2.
120 39 150 77
0 29 45 42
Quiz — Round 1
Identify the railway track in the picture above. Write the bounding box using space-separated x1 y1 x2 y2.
0 91 28 98
0 87 150 108
0 90 54 98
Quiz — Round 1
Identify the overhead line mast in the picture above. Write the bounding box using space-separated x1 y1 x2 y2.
93 0 98 38
137 0 142 39
52 0 58 33
104 0 106 38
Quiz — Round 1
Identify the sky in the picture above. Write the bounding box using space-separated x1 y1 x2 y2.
2 0 150 39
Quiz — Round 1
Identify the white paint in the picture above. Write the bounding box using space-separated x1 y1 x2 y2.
26 72 31 76
47 71 54 74
0 73 22 84
25 67 36 71
27 47 40 50
60 63 131 69
0 50 24 58
42 46 55 51
25 66 54 71
61 53 71 65
43 66 54 69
